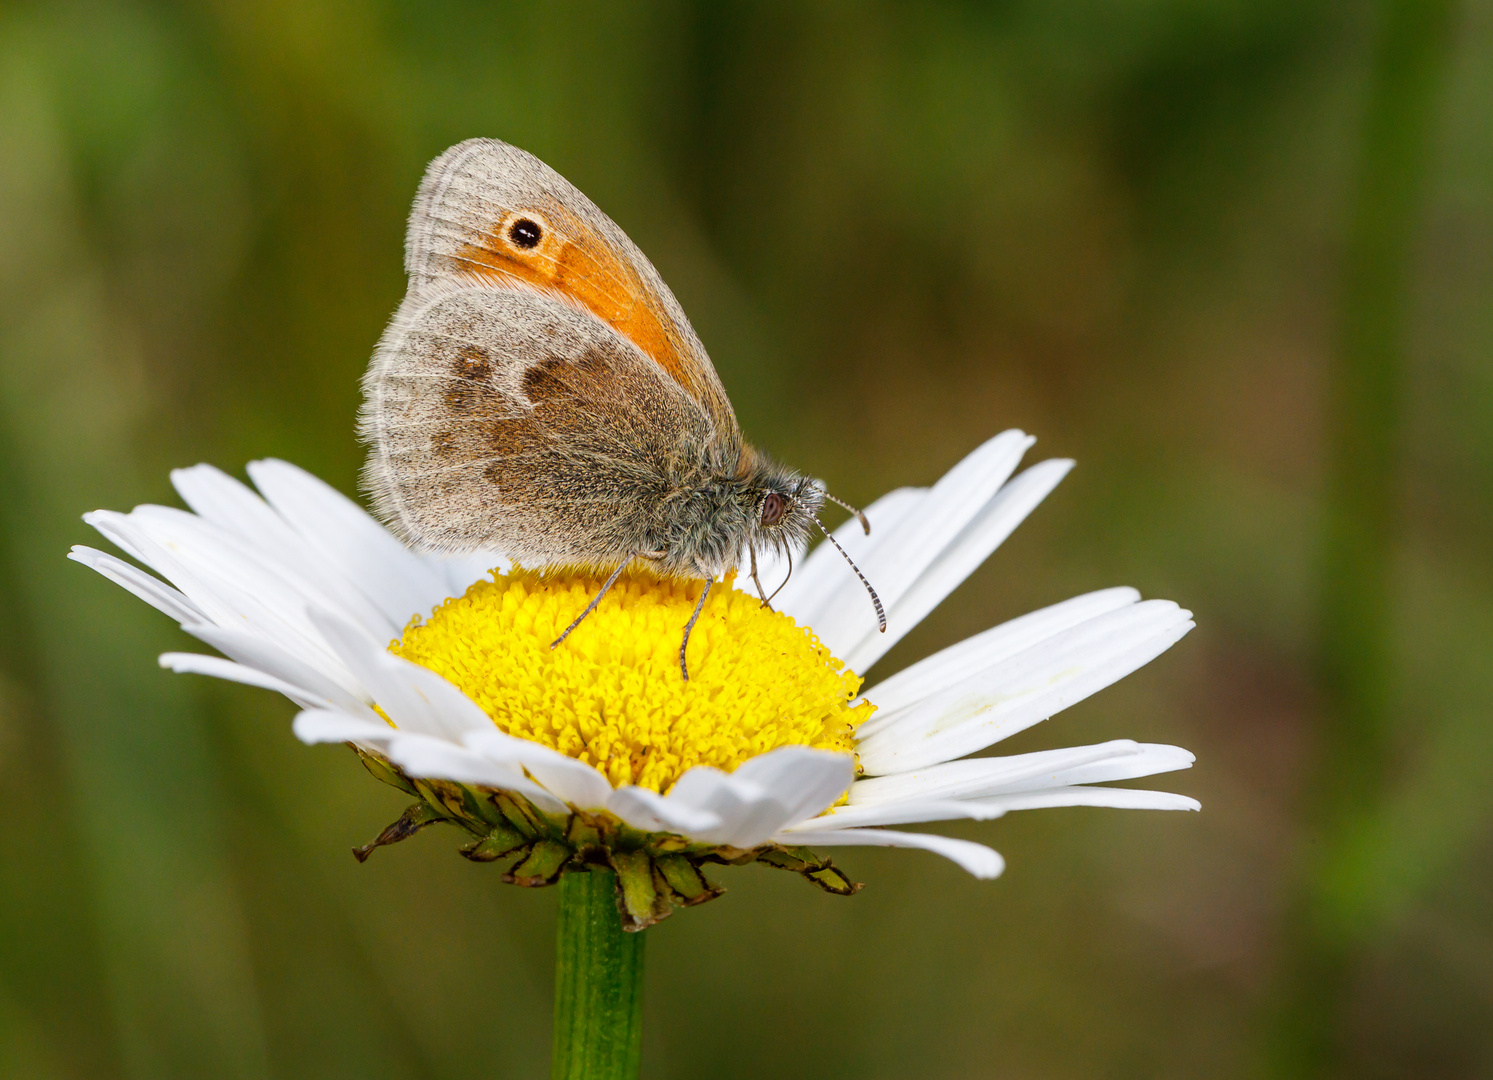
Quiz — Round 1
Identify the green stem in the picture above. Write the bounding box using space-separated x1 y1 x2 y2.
552 867 645 1080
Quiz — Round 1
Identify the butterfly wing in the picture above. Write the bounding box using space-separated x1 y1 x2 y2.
402 138 737 434
362 277 716 562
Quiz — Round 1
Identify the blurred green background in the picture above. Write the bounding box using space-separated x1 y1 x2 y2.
1 2 1489 1077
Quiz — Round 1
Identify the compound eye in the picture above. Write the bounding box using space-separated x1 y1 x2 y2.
760 492 787 527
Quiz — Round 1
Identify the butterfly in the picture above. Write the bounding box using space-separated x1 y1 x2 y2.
361 139 882 678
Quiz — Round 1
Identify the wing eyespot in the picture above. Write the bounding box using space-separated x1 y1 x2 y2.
508 217 543 249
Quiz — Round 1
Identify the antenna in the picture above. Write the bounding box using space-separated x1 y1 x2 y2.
813 516 886 633
821 490 871 534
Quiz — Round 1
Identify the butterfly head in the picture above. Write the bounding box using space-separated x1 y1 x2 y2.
743 466 823 564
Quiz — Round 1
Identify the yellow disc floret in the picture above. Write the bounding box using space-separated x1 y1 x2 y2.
390 567 874 793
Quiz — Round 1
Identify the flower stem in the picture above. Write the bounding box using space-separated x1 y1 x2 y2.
552 866 645 1080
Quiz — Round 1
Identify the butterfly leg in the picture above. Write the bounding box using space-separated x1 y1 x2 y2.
551 560 632 650
749 547 774 611
764 546 793 608
678 576 713 682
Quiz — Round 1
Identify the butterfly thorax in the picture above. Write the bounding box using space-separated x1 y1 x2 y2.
644 444 820 579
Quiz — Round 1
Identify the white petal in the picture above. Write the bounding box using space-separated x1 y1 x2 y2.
655 747 854 848
857 587 1142 733
857 601 1194 774
805 430 1035 656
843 458 1073 673
796 784 1199 828
661 767 767 846
849 739 1176 805
783 799 1008 831
1050 744 1196 788
384 731 565 813
182 621 372 716
308 607 492 742
606 786 724 836
172 464 401 638
131 502 396 646
69 545 206 625
159 652 332 710
90 507 352 677
459 728 614 809
247 459 451 628
972 786 1200 812
771 827 1005 879
292 708 395 746
730 746 856 828
84 510 247 631
292 711 568 815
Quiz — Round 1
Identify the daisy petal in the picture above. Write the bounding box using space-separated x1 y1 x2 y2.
89 508 354 678
459 728 614 809
292 708 395 746
806 430 1035 655
172 464 401 638
247 459 450 628
730 746 857 828
130 503 395 649
848 739 1186 805
771 827 1005 879
661 749 850 849
159 652 332 709
857 587 1143 733
385 732 566 813
606 786 725 836
1050 744 1196 788
973 786 1200 812
655 767 767 847
783 799 1008 831
182 621 373 716
308 608 492 741
84 510 249 632
69 545 206 625
431 550 508 597
857 601 1194 773
844 458 1074 673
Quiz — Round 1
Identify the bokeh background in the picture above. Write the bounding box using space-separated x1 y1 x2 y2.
1 2 1489 1077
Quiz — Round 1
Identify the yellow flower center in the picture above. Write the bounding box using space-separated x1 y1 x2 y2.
389 567 874 793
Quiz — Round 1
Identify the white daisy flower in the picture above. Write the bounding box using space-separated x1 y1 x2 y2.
71 429 1197 927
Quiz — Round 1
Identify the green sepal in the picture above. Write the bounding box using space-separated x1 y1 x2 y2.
504 840 572 886
756 845 863 895
352 801 446 863
340 749 865 923
459 823 531 862
491 791 551 837
355 748 420 796
654 854 724 907
697 845 758 866
610 850 671 932
416 777 496 834
565 815 603 854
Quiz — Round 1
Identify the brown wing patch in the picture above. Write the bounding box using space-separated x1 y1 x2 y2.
450 205 704 404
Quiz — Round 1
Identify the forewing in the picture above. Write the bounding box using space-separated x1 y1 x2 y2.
362 279 714 563
404 138 737 435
